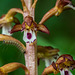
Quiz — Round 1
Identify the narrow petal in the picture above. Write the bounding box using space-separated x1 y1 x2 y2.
21 0 29 12
55 0 72 7
10 24 22 33
32 0 38 8
52 61 57 70
39 7 57 24
2 23 12 35
37 24 50 34
5 8 23 18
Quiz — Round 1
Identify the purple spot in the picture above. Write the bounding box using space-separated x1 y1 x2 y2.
65 71 69 75
27 33 32 39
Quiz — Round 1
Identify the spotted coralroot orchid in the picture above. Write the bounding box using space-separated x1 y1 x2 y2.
0 34 26 53
37 46 59 67
42 54 75 75
9 14 49 75
8 0 49 75
39 0 75 24
0 62 30 75
10 16 49 43
0 8 23 35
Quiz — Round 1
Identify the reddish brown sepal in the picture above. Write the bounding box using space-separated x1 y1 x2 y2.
56 0 72 7
24 16 33 26
22 22 25 31
56 54 74 64
37 24 50 34
10 24 22 33
52 61 57 70
58 54 73 61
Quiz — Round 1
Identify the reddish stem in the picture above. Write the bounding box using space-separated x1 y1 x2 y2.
23 0 37 75
25 41 37 75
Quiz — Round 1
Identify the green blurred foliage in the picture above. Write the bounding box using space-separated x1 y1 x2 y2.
0 0 75 75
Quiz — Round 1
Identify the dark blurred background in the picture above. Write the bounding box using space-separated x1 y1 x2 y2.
0 0 75 75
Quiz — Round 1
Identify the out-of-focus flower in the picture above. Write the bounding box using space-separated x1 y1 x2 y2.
55 0 75 16
37 46 59 67
42 54 75 75
0 8 23 35
39 0 75 24
10 16 49 43
0 62 30 75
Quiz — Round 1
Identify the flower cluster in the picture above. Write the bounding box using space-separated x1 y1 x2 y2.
0 8 23 35
0 0 75 75
37 46 59 67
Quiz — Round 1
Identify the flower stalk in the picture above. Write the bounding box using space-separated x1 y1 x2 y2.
22 0 38 75
9 0 49 75
25 41 37 75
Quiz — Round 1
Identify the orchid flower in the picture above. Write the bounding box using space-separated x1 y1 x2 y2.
39 0 75 24
10 16 49 43
0 62 30 75
7 0 49 43
37 46 59 67
0 8 23 35
42 54 75 75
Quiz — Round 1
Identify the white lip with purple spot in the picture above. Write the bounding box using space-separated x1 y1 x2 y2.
60 68 73 75
23 29 36 43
